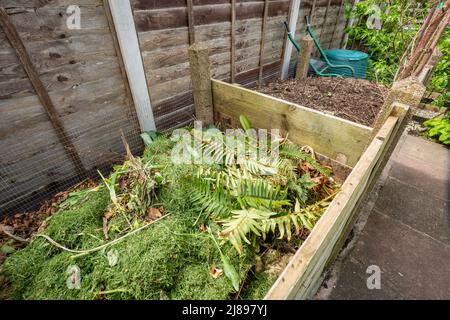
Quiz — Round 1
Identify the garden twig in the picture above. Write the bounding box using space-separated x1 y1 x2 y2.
36 213 171 258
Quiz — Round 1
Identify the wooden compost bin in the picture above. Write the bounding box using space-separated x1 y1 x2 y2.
209 79 411 300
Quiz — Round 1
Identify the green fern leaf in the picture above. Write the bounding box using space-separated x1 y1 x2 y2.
280 142 331 176
220 209 274 253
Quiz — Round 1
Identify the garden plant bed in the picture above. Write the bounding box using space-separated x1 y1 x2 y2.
258 77 389 127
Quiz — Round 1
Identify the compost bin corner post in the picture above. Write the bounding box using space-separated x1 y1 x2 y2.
371 76 426 140
188 42 214 126
296 35 314 80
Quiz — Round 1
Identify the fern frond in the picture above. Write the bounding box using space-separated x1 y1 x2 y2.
261 199 324 241
240 196 291 211
237 179 287 201
276 158 296 177
280 142 331 176
220 209 274 253
190 178 233 219
202 137 235 167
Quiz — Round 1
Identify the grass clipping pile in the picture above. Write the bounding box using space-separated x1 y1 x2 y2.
259 77 388 127
1 118 340 300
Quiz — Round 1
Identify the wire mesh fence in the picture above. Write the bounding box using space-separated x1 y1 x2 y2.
0 63 285 218
0 111 144 216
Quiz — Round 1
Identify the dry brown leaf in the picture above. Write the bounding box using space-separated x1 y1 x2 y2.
104 207 114 220
148 207 162 220
37 220 48 233
210 265 224 279
102 217 109 240
199 224 207 233
0 224 14 234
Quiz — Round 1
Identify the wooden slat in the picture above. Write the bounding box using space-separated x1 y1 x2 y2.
328 0 343 49
108 0 156 131
265 115 399 299
103 0 141 133
133 1 291 32
186 0 195 44
230 0 236 83
342 0 359 48
281 0 300 79
0 7 87 178
309 0 317 22
211 79 372 166
258 0 269 87
318 0 332 42
323 103 410 274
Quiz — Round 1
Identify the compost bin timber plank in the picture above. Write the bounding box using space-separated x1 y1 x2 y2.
265 116 398 300
211 79 372 167
324 103 411 270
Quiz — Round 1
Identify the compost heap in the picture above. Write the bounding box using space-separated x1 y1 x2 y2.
258 77 388 127
1 119 340 300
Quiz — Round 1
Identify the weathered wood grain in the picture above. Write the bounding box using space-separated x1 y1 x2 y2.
265 115 400 299
0 7 87 177
0 0 142 214
211 79 373 166
133 1 290 32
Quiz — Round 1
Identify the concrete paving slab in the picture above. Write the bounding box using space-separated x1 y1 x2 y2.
331 211 450 299
374 177 450 245
397 135 450 166
316 135 450 300
388 158 450 201
328 256 404 300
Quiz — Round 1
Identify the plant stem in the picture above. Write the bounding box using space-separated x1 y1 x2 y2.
36 213 171 259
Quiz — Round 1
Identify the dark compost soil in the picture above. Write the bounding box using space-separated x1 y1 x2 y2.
258 77 389 127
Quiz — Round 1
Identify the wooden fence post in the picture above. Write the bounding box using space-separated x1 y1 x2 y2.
281 0 301 80
342 0 360 49
230 0 236 83
296 35 313 80
188 42 214 125
186 0 195 45
108 0 156 132
258 0 270 87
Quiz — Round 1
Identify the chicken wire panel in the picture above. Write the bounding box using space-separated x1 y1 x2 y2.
0 112 144 216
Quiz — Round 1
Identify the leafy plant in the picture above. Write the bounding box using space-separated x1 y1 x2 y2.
187 115 339 256
430 28 450 107
424 112 450 145
98 136 167 236
344 0 431 84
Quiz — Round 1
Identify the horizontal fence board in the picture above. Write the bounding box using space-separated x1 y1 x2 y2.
133 1 290 32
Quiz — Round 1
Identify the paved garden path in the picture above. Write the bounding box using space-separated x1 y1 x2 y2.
316 134 450 299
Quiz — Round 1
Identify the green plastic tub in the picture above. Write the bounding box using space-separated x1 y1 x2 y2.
324 49 369 79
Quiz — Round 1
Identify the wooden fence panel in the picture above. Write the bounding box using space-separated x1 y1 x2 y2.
0 1 142 214
132 0 348 131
